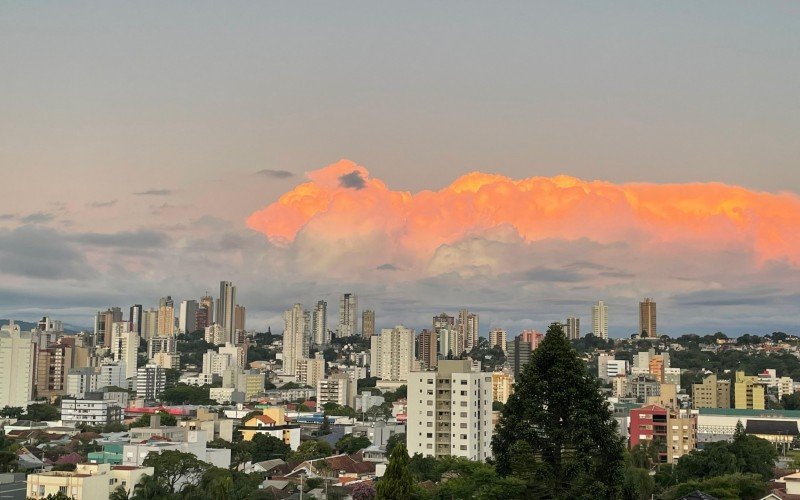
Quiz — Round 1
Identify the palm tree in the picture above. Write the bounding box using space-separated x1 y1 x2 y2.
130 474 168 500
109 485 130 500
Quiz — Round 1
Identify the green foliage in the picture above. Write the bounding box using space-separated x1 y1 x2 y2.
129 411 177 428
491 401 505 412
21 402 60 422
280 381 310 390
571 333 615 354
130 473 170 499
251 433 291 462
468 337 507 371
291 439 333 462
141 449 210 494
385 433 405 456
782 392 800 410
357 377 379 391
492 323 625 498
0 406 24 418
322 402 357 417
176 331 216 369
674 433 778 482
622 467 655 500
336 434 371 454
673 348 800 383
376 444 414 500
382 385 406 404
159 384 213 405
661 473 767 500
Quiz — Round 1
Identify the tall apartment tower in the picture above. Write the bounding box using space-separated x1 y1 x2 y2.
312 300 328 346
417 329 438 370
217 281 237 343
370 326 415 381
141 308 159 340
457 309 479 353
361 309 375 339
488 328 508 353
234 305 246 333
0 321 34 408
565 317 580 340
95 308 123 347
110 322 139 379
591 300 608 339
157 296 175 337
179 300 199 334
338 293 358 338
200 295 214 325
639 298 657 337
407 359 493 462
433 313 455 332
282 304 310 376
507 336 533 378
129 305 143 334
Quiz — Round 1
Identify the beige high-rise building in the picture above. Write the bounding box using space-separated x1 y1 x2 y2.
457 310 479 353
157 296 175 337
565 317 580 340
491 372 514 404
734 371 766 410
217 281 237 343
234 305 246 332
141 308 159 340
407 360 493 462
591 301 608 339
370 325 415 382
488 328 508 353
312 300 328 346
110 321 139 379
200 295 214 325
691 374 731 409
95 308 123 348
35 343 73 399
1 322 34 408
282 304 310 376
338 293 358 338
362 309 375 339
296 352 326 388
417 329 438 370
639 298 657 337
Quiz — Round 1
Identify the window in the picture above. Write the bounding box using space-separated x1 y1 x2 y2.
427 443 432 449
461 412 467 417
427 433 433 438
460 391 467 396
59 487 68 494
460 445 467 450
427 411 433 416
460 401 467 407
427 422 433 427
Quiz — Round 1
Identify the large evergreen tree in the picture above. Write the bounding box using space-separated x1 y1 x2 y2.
376 443 413 500
492 323 625 498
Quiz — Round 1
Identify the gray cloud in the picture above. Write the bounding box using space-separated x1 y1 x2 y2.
68 229 168 248
376 263 400 271
0 225 91 279
338 171 366 190
255 169 294 179
89 200 117 208
135 189 172 196
20 212 54 224
0 213 18 221
515 266 589 283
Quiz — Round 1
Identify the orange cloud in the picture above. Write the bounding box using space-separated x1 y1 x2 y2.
246 159 800 267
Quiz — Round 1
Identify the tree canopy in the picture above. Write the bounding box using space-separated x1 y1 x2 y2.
492 322 625 498
376 443 414 500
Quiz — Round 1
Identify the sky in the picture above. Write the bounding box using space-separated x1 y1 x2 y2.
1 2 799 336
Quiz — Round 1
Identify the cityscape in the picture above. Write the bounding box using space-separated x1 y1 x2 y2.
2 3 799 500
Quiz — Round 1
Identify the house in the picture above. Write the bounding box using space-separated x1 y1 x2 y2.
284 453 376 483
26 463 153 500
240 407 301 451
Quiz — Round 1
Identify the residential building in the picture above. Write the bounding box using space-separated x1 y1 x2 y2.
26 464 153 500
179 300 198 334
0 322 34 409
217 281 237 344
157 296 175 337
488 328 507 353
491 372 514 404
507 336 532 378
520 330 543 350
200 295 214 325
639 298 657 337
180 408 235 442
355 391 385 413
141 308 158 340
317 373 357 410
312 300 328 346
417 329 438 370
734 371 766 410
370 325 415 382
240 407 301 450
296 353 326 388
407 359 493 462
692 374 731 409
129 305 143 335
61 397 123 427
195 304 210 331
591 300 608 339
629 405 696 464
35 343 73 399
147 337 177 359
234 305 246 333
362 309 375 339
95 308 123 347
282 303 310 376
437 328 457 358
222 368 264 400
433 313 455 332
597 354 627 382
204 324 225 345
136 364 165 400
338 293 358 338
151 352 180 369
565 316 580 340
457 310 479 353
630 375 661 403
110 322 138 379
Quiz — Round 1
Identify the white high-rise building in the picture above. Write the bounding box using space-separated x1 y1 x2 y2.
203 349 233 377
312 300 328 347
282 304 310 376
219 343 246 369
179 300 199 334
0 321 34 409
98 362 127 391
136 364 165 400
591 300 609 339
217 281 237 344
370 326 415 382
488 328 507 353
407 359 493 461
296 353 326 388
110 322 139 379
316 373 357 410
204 324 225 345
338 293 358 338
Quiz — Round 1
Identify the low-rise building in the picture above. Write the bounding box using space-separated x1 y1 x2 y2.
317 374 357 410
629 404 697 464
61 397 123 427
26 463 153 500
239 407 301 450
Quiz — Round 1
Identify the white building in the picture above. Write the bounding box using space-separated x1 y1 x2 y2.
312 300 328 347
110 322 139 379
136 364 165 400
282 303 310 376
591 300 608 339
61 397 123 427
296 353 326 388
218 343 246 369
565 316 580 340
98 362 127 390
204 324 225 346
217 281 237 344
317 374 357 410
597 354 628 382
488 328 507 353
27 464 153 500
0 321 34 409
179 300 198 334
370 325 415 382
407 359 493 462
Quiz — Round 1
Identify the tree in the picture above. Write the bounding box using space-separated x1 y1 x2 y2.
322 402 357 418
291 439 333 462
352 482 377 500
662 473 767 500
109 485 130 500
251 433 291 462
129 411 177 428
0 406 23 419
130 473 170 500
492 323 625 498
141 449 209 494
622 467 655 500
159 384 213 405
492 401 505 412
336 434 371 454
21 402 60 422
385 433 405 456
376 444 413 500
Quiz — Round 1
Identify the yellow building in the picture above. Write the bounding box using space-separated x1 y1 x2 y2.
692 374 731 409
27 463 153 500
240 407 301 450
649 356 665 383
491 372 514 404
666 412 697 464
647 383 678 410
734 371 766 410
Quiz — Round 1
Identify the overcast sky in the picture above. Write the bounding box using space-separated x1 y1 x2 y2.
1 2 799 336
